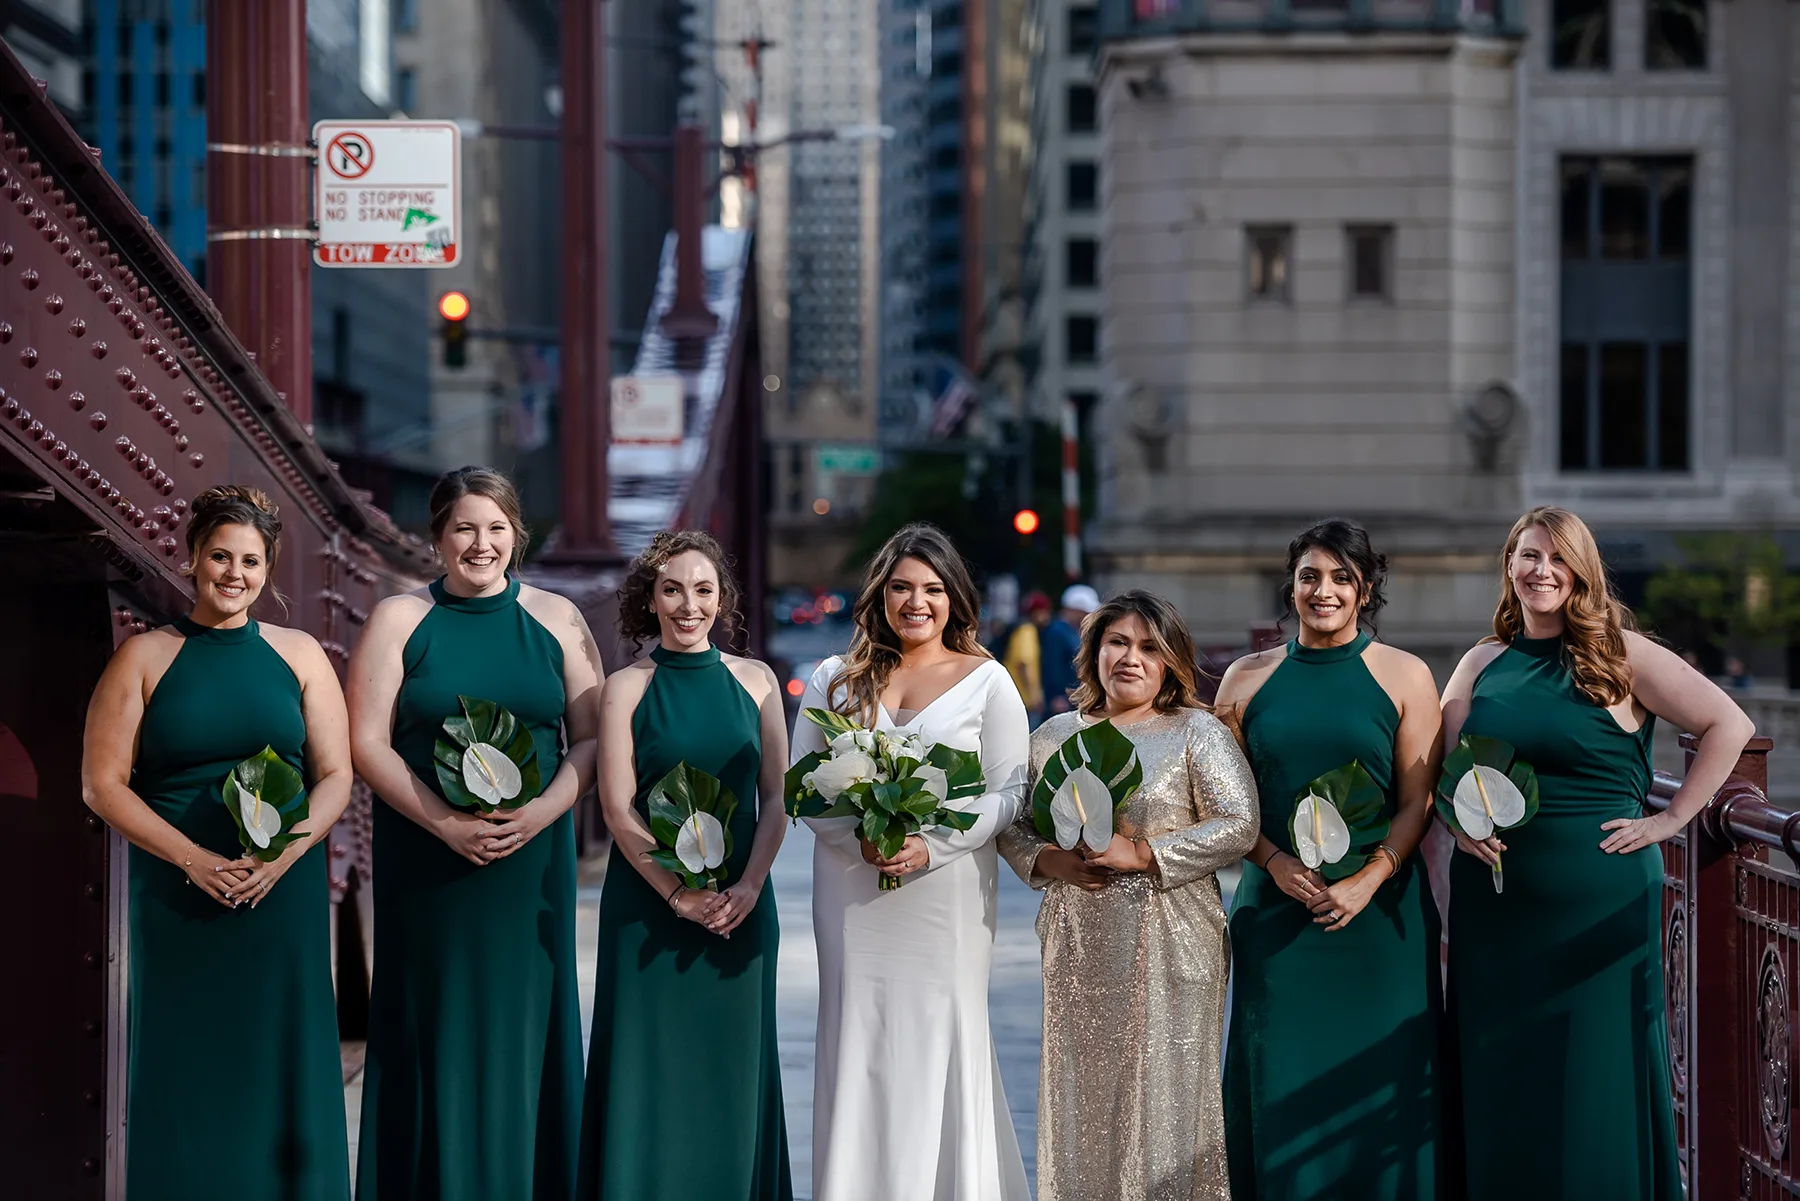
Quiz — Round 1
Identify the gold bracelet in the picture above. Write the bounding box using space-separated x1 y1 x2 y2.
1373 843 1402 875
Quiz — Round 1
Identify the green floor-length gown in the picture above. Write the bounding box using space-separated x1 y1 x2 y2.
1447 634 1677 1199
578 644 790 1200
357 576 583 1201
1224 630 1446 1200
128 616 349 1200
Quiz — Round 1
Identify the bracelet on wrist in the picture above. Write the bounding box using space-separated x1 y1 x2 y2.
1371 843 1402 877
666 879 684 908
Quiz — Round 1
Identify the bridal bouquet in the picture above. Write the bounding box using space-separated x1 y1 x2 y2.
221 746 310 861
1437 735 1539 894
1030 719 1143 852
1289 761 1390 881
646 761 738 892
433 695 542 813
785 709 985 890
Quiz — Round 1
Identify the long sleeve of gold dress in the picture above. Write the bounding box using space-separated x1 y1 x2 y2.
997 707 1259 1201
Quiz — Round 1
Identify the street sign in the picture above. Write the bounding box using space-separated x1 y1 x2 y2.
313 119 461 268
815 443 881 477
611 376 685 445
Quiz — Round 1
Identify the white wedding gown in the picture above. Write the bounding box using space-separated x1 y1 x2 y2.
793 656 1033 1201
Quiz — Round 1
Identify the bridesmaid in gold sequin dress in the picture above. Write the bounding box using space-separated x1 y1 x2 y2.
999 590 1259 1201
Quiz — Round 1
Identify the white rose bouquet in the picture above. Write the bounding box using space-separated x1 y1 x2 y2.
785 709 985 891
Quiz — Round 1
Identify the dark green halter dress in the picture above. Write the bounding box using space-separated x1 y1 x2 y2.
1224 630 1446 1199
128 616 349 1200
357 576 583 1201
1447 635 1676 1199
577 644 790 1200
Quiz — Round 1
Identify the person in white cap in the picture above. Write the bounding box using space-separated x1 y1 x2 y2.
1042 584 1100 714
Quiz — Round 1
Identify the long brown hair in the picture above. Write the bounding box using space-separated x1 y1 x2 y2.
616 529 743 651
830 523 988 724
1070 589 1206 714
1490 506 1635 707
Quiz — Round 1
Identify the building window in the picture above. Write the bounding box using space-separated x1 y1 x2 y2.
1552 0 1610 69
1068 5 1098 56
1067 161 1098 210
1246 226 1292 303
397 0 419 32
1646 0 1706 69
1067 83 1097 133
1347 225 1393 300
397 68 417 112
1066 315 1098 363
1066 238 1098 288
1559 156 1692 471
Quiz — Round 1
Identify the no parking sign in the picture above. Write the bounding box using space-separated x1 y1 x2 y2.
313 119 461 268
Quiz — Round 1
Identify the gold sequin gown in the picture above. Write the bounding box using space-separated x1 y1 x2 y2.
998 708 1259 1201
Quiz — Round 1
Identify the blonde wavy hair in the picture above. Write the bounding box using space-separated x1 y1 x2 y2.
1490 506 1636 707
830 523 989 725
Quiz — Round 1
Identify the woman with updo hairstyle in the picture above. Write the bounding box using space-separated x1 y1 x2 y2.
348 466 604 1200
1215 518 1449 1200
1439 507 1753 1199
578 529 792 1199
998 589 1258 1200
81 484 354 1199
791 522 1032 1201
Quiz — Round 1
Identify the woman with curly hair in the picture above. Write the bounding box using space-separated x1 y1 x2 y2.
1217 518 1449 1200
999 590 1258 1200
82 485 354 1200
349 467 603 1200
792 522 1031 1201
579 529 792 1199
1440 506 1753 1200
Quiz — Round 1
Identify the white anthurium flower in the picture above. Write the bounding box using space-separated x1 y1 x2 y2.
1292 793 1350 870
1050 765 1114 851
462 742 522 806
675 810 727 874
911 763 949 804
238 786 282 849
805 749 878 800
1453 764 1526 841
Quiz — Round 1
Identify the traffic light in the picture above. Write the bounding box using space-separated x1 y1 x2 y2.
1013 508 1041 537
439 290 470 369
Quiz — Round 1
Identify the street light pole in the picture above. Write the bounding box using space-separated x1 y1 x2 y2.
205 0 312 425
544 0 618 564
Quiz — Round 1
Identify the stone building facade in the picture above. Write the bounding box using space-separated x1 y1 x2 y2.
1091 0 1798 678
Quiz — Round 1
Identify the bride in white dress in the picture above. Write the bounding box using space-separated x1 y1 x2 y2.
791 523 1032 1201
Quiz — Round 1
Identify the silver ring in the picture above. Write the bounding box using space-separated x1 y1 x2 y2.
1329 909 1340 921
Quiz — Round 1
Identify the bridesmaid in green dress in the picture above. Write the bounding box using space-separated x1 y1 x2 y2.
1216 519 1448 1200
1440 506 1753 1200
82 485 353 1200
348 467 604 1201
580 530 791 1200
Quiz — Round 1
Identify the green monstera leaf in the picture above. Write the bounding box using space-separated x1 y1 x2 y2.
221 746 310 862
1288 760 1390 882
432 695 542 813
646 761 738 891
1031 719 1144 849
1436 735 1539 893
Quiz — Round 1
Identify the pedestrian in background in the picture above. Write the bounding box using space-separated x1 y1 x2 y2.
1002 591 1053 722
1042 584 1100 714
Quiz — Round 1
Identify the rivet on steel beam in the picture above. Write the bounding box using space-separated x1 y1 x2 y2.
44 293 62 314
172 498 187 514
160 536 177 556
27 420 43 441
19 267 37 289
91 340 106 359
173 433 188 450
190 452 205 468
0 320 10 342
116 368 134 389
68 317 85 337
13 406 31 427
84 814 102 833
69 391 86 411
44 369 61 391
19 346 36 367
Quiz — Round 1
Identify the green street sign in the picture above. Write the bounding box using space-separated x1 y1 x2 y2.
815 443 881 476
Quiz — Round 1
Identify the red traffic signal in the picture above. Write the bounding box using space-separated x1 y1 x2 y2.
1013 508 1041 536
438 290 471 322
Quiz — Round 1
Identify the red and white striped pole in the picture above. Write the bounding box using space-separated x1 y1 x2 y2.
1061 397 1081 580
